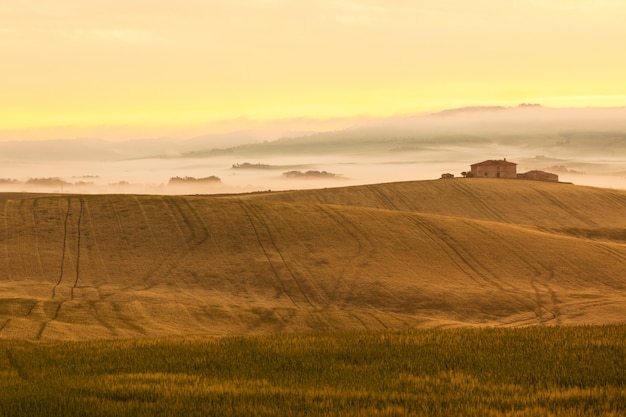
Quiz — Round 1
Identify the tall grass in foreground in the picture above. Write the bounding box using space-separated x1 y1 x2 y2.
1 326 625 416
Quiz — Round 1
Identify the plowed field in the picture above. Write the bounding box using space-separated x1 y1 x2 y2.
1 179 625 340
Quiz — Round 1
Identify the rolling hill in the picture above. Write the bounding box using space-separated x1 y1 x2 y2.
249 178 626 238
1 179 625 340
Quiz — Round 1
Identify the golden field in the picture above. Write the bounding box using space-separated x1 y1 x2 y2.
1 178 625 340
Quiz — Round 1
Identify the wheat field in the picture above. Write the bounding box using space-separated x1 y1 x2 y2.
1 179 625 340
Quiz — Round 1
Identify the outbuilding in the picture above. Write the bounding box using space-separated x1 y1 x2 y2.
517 170 559 182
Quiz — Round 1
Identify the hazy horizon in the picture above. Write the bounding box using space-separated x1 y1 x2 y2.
1 105 625 193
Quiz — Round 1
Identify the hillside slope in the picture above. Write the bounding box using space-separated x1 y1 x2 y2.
1 182 626 340
249 178 626 239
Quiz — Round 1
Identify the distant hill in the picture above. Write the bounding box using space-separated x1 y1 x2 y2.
3 106 626 162
181 106 626 159
1 179 625 340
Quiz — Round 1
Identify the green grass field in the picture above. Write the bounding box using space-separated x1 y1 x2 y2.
2 326 625 416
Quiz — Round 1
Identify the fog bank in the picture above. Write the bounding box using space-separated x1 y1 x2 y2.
1 106 625 194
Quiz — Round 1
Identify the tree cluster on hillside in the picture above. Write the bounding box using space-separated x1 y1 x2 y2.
282 170 337 178
232 162 272 169
0 178 20 184
168 176 221 186
26 177 70 187
0 177 99 188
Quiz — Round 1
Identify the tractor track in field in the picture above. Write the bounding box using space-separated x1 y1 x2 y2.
38 198 83 338
104 198 154 295
315 204 372 303
360 209 429 276
25 301 37 316
52 198 72 299
83 199 112 284
533 268 562 325
317 204 374 264
404 216 528 300
312 192 328 205
70 199 84 300
184 199 233 269
155 197 236 303
350 312 370 329
263 203 330 306
141 196 218 297
109 199 134 255
390 185 420 212
1 200 10 281
367 311 389 329
455 218 562 325
591 240 626 264
461 221 561 325
604 191 626 217
86 300 119 338
244 201 334 306
159 197 226 286
433 223 508 292
160 196 191 251
0 319 10 333
238 200 315 308
451 181 509 223
30 198 46 280
36 302 62 340
544 270 562 325
172 197 209 247
534 189 596 227
137 196 220 296
316 204 401 312
133 196 172 287
235 200 298 308
368 185 400 211
407 215 491 288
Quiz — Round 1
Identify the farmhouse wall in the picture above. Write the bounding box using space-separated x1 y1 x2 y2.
470 159 517 179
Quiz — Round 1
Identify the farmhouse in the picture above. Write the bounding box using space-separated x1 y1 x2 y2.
468 159 559 182
517 170 559 182
470 159 517 179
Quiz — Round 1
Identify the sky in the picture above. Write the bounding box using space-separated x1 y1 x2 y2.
2 0 626 141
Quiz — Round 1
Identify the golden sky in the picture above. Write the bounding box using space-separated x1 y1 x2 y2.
2 0 626 139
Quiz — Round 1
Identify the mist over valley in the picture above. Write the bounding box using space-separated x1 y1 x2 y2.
2 105 626 194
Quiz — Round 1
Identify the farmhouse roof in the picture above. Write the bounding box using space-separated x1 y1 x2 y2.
470 159 517 167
